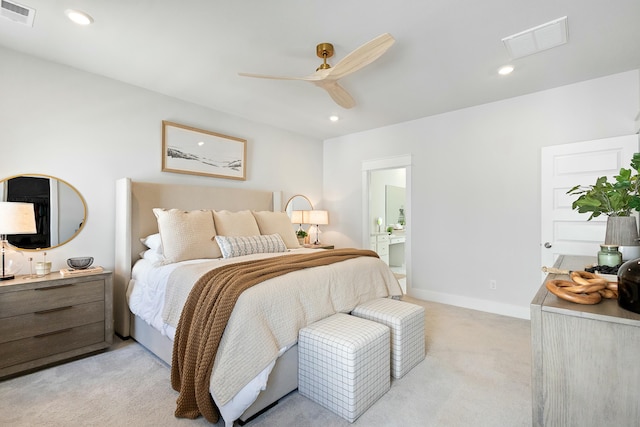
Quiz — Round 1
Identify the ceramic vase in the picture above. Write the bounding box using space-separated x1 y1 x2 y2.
604 216 639 246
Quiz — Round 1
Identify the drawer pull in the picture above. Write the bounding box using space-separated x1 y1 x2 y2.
35 306 73 315
35 284 73 291
34 328 72 338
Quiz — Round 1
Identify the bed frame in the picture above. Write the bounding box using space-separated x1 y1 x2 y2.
113 177 297 422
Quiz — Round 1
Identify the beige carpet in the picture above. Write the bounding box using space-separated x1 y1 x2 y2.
0 297 532 426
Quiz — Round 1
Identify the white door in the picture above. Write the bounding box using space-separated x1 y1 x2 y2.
541 135 639 270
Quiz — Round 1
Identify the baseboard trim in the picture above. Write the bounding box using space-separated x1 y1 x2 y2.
408 288 531 320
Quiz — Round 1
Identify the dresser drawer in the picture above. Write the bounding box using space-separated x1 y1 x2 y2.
377 243 389 256
377 234 390 243
389 236 405 245
0 280 104 319
0 321 105 369
0 301 104 344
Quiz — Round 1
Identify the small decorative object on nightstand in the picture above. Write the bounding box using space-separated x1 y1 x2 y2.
0 270 113 378
35 251 51 276
67 256 94 270
296 229 308 246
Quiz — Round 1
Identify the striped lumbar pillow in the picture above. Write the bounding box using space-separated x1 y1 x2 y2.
215 234 287 259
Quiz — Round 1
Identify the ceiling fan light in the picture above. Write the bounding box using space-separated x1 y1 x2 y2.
329 115 339 122
65 9 93 26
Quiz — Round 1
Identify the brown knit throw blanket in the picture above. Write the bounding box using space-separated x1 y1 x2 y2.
171 248 379 423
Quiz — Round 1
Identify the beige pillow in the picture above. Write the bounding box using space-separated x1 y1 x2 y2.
213 210 261 236
153 208 221 262
252 210 300 249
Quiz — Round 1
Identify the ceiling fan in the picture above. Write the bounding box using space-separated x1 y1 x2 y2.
238 33 395 109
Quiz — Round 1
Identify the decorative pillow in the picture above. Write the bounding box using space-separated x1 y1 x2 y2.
213 210 261 236
153 208 222 262
214 234 287 259
252 210 300 249
140 233 163 254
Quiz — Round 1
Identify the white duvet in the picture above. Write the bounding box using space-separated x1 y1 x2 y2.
127 248 402 426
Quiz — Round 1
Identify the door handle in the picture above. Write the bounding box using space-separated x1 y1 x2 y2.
544 242 552 249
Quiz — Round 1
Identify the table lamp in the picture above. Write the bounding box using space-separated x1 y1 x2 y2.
303 210 329 245
291 210 304 234
0 202 37 280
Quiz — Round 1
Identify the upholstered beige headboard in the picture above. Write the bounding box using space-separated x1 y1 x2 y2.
114 178 281 337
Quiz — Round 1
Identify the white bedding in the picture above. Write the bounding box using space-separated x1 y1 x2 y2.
128 253 287 426
128 249 322 339
127 248 402 425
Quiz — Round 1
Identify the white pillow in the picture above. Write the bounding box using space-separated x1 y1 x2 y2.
213 210 261 236
139 249 166 266
140 233 163 254
153 208 222 262
252 211 300 249
214 234 287 259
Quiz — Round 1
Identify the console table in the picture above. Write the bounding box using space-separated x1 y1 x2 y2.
531 255 640 426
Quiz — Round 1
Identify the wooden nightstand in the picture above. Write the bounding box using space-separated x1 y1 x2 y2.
303 244 334 250
0 271 113 378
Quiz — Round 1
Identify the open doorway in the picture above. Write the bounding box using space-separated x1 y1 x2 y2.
362 155 412 294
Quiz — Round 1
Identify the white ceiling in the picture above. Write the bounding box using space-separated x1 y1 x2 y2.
1 0 639 140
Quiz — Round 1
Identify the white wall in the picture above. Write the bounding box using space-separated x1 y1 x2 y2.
324 70 640 319
0 46 323 273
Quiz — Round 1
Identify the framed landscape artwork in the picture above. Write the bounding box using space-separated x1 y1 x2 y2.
161 120 247 180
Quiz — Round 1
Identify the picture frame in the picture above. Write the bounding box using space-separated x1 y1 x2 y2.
161 120 247 180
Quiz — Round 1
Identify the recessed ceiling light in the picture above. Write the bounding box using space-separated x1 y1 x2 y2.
329 115 339 122
65 9 93 26
498 65 514 76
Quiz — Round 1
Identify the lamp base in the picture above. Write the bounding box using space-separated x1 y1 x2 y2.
0 273 15 281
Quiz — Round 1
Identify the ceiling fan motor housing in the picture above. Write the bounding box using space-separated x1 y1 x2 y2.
316 43 334 59
316 42 334 70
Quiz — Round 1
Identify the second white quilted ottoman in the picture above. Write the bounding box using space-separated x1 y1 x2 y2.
298 313 390 422
352 298 425 379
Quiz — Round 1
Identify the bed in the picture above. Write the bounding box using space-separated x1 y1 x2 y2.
113 178 402 426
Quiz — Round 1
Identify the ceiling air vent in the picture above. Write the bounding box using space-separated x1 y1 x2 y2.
502 16 568 59
0 0 36 27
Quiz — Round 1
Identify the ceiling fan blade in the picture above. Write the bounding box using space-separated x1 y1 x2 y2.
325 33 395 80
314 80 356 109
238 71 322 82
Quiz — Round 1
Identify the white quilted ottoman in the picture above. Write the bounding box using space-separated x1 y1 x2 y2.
352 298 425 379
298 313 390 422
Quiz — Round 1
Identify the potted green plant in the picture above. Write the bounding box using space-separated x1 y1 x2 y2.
567 152 640 246
296 229 307 245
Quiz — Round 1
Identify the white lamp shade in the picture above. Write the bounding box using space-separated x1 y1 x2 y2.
0 202 37 235
291 210 304 224
305 210 329 225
